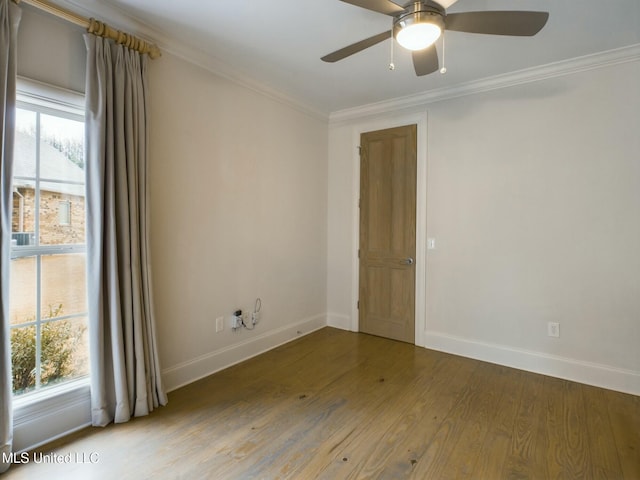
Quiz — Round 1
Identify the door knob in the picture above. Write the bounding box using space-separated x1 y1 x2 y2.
404 257 414 265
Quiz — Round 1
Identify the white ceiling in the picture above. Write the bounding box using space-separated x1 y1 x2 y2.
70 0 639 115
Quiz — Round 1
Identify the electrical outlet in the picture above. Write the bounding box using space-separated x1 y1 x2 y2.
215 316 224 333
251 311 260 325
547 322 560 338
231 310 243 331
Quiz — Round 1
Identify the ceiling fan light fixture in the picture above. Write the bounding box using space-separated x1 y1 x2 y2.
396 22 441 51
393 8 445 52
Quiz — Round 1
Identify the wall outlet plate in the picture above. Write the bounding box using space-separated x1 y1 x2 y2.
547 322 560 338
215 316 224 333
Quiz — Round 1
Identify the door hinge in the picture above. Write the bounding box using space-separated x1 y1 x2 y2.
358 249 360 258
357 300 360 310
357 145 362 156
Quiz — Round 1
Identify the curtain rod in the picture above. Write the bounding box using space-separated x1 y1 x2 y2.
13 0 161 59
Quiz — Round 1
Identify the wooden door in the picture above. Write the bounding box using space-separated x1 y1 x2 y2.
359 124 417 344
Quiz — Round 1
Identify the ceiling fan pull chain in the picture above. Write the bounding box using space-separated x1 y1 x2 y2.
440 30 447 74
389 30 395 71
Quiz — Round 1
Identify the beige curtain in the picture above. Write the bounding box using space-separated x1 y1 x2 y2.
0 0 20 472
84 33 167 426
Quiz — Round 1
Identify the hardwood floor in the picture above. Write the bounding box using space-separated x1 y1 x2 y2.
4 327 639 479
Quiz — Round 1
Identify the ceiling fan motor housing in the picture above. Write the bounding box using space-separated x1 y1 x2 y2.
393 0 445 39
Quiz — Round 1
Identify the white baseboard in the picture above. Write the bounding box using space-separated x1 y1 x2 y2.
162 314 328 392
424 331 640 396
327 312 351 331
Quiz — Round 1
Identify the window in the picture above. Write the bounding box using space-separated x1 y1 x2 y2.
10 86 88 397
58 200 71 226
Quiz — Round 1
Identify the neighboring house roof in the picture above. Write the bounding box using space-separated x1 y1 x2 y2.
13 130 85 197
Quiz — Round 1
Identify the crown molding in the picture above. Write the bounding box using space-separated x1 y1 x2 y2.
30 2 639 125
329 43 640 124
45 0 329 121
154 40 329 122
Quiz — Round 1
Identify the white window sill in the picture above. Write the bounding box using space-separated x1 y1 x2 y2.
13 379 92 452
14 378 90 426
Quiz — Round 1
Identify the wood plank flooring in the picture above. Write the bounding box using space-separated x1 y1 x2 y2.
4 327 639 479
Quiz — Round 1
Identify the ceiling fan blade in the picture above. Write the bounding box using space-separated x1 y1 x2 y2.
412 45 439 76
339 0 404 16
321 31 392 63
445 11 549 36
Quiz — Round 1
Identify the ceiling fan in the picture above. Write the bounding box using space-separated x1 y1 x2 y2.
321 0 549 76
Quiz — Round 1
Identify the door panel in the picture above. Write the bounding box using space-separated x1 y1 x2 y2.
359 125 417 344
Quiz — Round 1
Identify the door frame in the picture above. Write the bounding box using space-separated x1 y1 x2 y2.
350 111 428 347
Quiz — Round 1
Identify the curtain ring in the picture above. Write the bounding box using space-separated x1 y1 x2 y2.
91 19 106 36
88 18 97 35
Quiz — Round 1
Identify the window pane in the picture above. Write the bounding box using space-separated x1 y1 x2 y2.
39 113 84 182
41 253 87 318
40 317 89 388
14 109 36 178
11 325 37 396
39 189 85 245
9 256 37 325
39 113 85 245
11 179 36 244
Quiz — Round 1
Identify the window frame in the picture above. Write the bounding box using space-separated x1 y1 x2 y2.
12 77 90 411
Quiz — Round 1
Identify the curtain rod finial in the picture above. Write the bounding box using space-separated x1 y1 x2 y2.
149 45 161 59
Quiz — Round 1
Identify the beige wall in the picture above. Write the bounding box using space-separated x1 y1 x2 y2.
16 4 329 390
423 63 639 373
327 59 640 392
147 53 329 381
